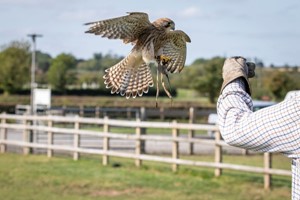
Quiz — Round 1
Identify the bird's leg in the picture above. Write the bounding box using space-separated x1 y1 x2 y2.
156 66 160 108
160 72 172 99
154 55 173 107
160 68 173 106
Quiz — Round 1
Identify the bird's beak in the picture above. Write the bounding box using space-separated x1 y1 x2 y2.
171 25 175 30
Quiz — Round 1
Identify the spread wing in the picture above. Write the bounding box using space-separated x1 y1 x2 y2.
161 30 191 73
85 12 151 44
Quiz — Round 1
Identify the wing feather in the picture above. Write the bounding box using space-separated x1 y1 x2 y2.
85 12 151 44
161 30 191 73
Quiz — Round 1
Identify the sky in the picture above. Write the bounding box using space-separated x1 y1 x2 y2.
0 0 300 66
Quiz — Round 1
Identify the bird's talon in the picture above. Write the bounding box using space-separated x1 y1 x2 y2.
157 55 171 65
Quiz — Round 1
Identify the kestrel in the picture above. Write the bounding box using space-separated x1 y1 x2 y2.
85 12 191 103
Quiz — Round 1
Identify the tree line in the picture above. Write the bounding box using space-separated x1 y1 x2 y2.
0 40 299 103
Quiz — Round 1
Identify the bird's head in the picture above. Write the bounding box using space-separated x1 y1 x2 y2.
153 18 175 31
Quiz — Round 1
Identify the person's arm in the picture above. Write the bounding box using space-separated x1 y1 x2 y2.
217 57 300 158
217 78 300 158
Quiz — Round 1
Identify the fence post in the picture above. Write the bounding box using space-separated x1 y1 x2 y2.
126 108 132 119
0 115 7 153
214 130 222 177
264 152 272 190
242 149 248 155
140 107 146 153
47 118 53 158
23 119 30 155
79 105 84 117
73 115 80 161
95 106 100 118
172 120 179 172
188 107 195 155
135 118 142 167
140 107 146 121
62 105 66 116
103 116 110 166
160 107 165 120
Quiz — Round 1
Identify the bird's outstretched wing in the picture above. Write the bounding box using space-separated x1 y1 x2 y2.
85 12 151 44
161 30 191 73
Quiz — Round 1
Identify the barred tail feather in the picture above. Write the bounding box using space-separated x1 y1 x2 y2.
103 56 154 99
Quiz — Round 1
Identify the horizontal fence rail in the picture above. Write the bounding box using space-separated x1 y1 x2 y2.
0 113 291 190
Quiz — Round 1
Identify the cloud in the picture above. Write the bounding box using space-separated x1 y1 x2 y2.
179 7 200 18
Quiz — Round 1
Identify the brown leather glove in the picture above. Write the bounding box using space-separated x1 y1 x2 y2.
220 56 256 95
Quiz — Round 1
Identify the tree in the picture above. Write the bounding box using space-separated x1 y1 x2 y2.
267 71 295 100
76 53 123 72
0 41 30 94
47 53 76 92
171 58 206 89
100 53 123 72
192 57 225 103
35 51 52 85
78 72 103 89
36 51 52 72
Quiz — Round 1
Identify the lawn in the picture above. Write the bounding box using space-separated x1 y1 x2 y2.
0 90 214 109
0 153 291 200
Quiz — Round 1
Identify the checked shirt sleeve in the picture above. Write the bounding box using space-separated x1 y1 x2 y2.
217 78 300 159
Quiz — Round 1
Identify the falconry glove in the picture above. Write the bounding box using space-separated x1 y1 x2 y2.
220 56 256 95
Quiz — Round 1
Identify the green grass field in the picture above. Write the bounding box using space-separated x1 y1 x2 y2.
0 89 213 109
0 153 291 200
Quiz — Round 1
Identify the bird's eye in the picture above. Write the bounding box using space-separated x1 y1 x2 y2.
165 22 171 27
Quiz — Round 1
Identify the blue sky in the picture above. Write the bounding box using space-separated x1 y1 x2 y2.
0 0 299 66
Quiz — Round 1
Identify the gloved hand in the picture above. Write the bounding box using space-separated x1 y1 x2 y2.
220 56 256 95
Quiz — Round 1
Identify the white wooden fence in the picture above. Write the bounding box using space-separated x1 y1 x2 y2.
0 113 291 190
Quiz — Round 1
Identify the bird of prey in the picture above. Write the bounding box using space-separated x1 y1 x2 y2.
85 12 191 104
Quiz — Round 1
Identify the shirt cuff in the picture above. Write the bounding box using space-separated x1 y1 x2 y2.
222 78 246 94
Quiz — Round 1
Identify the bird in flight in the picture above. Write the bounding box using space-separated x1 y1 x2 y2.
85 12 191 105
